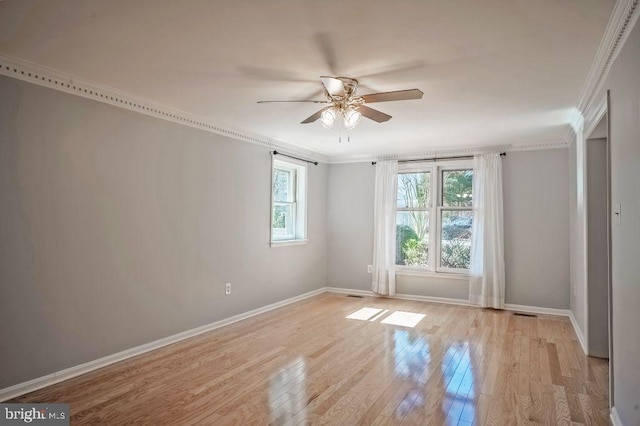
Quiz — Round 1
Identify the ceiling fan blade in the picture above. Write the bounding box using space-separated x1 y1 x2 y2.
320 76 345 97
257 100 329 104
313 33 339 75
238 66 313 83
301 108 328 124
361 89 424 104
356 61 425 80
357 105 392 123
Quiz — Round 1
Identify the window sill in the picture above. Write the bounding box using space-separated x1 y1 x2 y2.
270 239 308 248
395 269 469 280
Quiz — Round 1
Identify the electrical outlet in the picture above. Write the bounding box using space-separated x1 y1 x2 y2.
225 283 231 295
367 265 372 273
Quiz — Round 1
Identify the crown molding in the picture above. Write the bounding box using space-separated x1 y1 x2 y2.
327 146 505 164
326 137 569 164
0 54 329 164
507 138 570 152
577 0 639 119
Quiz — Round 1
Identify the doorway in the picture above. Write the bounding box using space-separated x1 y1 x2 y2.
584 105 613 408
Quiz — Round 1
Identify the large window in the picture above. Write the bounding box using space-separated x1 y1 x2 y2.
395 163 473 273
271 158 307 244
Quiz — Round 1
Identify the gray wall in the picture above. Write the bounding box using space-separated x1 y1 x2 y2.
327 149 570 309
0 76 327 389
593 18 640 424
326 162 374 291
502 149 570 309
586 138 608 358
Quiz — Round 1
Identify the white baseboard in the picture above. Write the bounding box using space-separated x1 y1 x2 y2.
504 303 570 317
326 287 577 315
568 310 589 355
325 287 471 306
390 293 472 306
610 406 623 426
0 287 325 402
324 287 375 297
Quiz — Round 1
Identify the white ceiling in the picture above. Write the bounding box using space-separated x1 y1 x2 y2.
0 0 615 160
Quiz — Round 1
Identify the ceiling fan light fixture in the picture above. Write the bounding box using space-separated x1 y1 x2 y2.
259 76 422 131
343 108 362 130
320 108 336 129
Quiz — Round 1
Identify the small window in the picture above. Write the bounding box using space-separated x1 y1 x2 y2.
271 158 307 244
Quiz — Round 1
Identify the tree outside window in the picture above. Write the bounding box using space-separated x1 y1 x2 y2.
396 172 430 267
395 166 473 272
440 170 473 270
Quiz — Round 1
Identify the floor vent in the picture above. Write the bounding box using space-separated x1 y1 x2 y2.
346 294 364 298
513 312 538 318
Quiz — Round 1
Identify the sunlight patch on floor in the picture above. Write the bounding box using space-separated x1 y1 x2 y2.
381 311 426 328
345 307 425 328
345 307 383 321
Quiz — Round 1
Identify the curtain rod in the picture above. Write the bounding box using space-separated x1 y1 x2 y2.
271 150 319 166
371 152 506 165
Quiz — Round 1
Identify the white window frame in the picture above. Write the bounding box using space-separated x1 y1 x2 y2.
270 157 308 246
395 160 473 275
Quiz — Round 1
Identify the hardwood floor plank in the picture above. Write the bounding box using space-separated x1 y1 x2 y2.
547 342 563 385
554 384 573 425
530 379 544 423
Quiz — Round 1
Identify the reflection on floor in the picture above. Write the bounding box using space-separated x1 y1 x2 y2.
386 319 478 424
269 356 307 424
12 293 610 425
393 330 429 417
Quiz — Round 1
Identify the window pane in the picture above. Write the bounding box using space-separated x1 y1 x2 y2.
397 172 430 209
396 211 429 267
442 170 473 207
440 210 472 269
272 203 294 237
273 169 292 202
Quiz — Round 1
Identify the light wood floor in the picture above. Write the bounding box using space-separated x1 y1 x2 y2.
12 293 609 425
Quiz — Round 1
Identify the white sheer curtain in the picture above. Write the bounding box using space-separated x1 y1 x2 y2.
372 160 398 295
469 153 505 308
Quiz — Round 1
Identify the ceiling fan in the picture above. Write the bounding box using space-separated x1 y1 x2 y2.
258 76 423 130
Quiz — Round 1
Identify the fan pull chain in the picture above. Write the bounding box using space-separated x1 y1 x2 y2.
338 134 351 143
